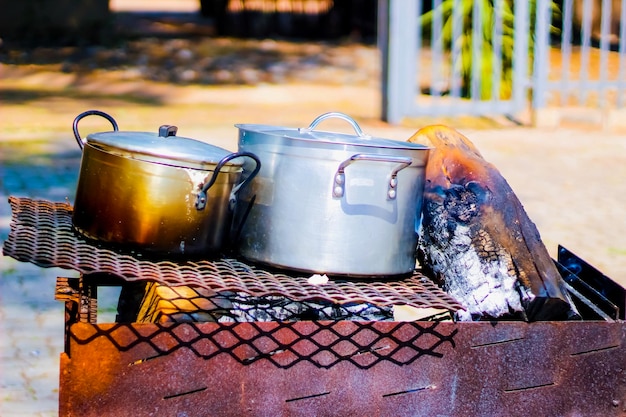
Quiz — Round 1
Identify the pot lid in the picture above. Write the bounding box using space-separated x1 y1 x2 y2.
86 125 243 168
236 112 430 151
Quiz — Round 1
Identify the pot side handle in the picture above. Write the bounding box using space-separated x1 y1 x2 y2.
333 154 413 200
72 110 119 150
195 152 261 211
300 112 371 139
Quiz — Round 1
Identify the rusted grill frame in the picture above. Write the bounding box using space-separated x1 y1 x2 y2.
59 318 626 416
56 275 626 417
6 197 626 415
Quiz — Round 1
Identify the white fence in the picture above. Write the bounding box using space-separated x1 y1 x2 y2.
379 0 626 124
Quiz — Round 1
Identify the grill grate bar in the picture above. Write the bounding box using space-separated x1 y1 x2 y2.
2 197 464 312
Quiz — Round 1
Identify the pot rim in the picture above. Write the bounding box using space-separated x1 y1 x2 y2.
235 123 431 151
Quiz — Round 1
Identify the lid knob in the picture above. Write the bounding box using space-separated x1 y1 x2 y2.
158 125 178 138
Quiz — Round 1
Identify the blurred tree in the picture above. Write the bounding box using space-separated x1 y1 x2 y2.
0 0 111 46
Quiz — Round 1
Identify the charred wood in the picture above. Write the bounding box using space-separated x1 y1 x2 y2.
408 125 580 322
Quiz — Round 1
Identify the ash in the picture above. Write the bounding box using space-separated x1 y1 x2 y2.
217 293 394 322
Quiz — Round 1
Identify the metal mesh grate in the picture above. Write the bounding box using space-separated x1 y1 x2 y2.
69 320 460 369
3 197 464 312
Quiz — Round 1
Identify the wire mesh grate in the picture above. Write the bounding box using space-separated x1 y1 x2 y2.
3 197 464 312
70 320 459 369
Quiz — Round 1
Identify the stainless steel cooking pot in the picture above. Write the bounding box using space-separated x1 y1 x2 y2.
72 110 260 256
235 112 430 277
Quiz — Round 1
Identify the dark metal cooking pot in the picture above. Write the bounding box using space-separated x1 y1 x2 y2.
235 112 430 277
72 110 260 256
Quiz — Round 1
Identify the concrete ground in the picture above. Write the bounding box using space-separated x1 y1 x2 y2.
2 1 626 416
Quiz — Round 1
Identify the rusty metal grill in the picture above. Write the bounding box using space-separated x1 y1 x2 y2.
60 320 626 417
3 197 464 312
68 320 459 369
4 198 626 416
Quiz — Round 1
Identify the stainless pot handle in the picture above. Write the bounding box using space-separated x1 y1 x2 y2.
300 112 370 138
333 154 413 200
72 110 119 150
195 152 261 211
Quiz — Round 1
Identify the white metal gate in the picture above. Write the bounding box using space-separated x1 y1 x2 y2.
379 0 626 124
533 0 626 110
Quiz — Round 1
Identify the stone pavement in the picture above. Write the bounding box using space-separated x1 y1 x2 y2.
0 148 74 417
0 142 122 416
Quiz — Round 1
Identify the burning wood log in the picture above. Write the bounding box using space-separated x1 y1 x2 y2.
408 125 579 322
